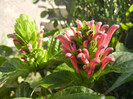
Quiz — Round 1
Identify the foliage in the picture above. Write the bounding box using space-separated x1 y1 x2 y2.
1 8 133 98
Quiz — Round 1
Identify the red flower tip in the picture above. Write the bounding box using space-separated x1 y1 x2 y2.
27 44 32 51
55 34 71 51
19 49 27 54
102 47 114 59
71 27 77 37
87 58 100 78
77 53 89 64
66 53 80 73
104 24 119 48
77 20 82 29
95 22 102 33
100 25 109 32
83 40 88 48
83 48 89 60
101 56 115 70
13 39 22 45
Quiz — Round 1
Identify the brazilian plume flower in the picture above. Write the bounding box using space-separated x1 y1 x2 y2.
55 20 119 78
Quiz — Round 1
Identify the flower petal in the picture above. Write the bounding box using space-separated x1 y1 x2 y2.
83 40 88 48
100 25 109 32
104 25 119 48
83 48 89 60
55 34 71 51
95 22 102 33
66 53 80 73
101 56 115 70
102 47 114 59
87 58 100 78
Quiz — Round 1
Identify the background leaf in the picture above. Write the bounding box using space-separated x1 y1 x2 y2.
0 58 30 84
0 56 7 66
109 52 133 73
49 86 116 99
41 11 48 18
40 70 80 89
105 72 133 95
0 45 13 57
15 82 33 97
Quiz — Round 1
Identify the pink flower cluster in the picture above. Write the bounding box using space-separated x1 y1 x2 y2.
55 20 119 78
9 25 45 61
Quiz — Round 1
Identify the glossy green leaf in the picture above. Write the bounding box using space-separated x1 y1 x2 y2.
108 52 133 73
43 29 59 37
0 56 7 66
15 82 33 97
40 71 80 89
41 11 48 18
53 63 74 73
115 43 133 52
105 72 133 95
0 45 13 57
54 0 61 6
32 0 39 4
49 86 116 99
53 20 58 28
0 58 30 84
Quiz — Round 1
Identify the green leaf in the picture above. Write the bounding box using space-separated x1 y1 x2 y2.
32 0 39 4
54 0 61 6
40 71 80 89
43 29 59 37
41 11 48 18
49 86 116 99
0 58 30 84
0 45 13 57
115 43 133 52
15 82 33 97
0 56 7 66
53 20 58 28
53 63 74 72
105 72 133 95
108 52 133 73
13 97 32 99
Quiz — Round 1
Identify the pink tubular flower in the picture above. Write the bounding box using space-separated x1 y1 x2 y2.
100 25 109 32
21 57 28 62
77 53 89 64
38 38 42 48
27 44 32 51
19 49 27 54
83 40 88 48
70 41 77 52
95 45 105 58
95 22 102 33
102 48 114 59
64 30 73 40
9 33 15 38
103 25 119 48
101 56 115 71
60 44 69 54
55 34 71 52
66 53 80 73
86 20 94 30
83 48 89 60
55 20 119 78
13 39 22 45
83 65 89 73
87 58 100 78
77 20 82 29
71 27 77 37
